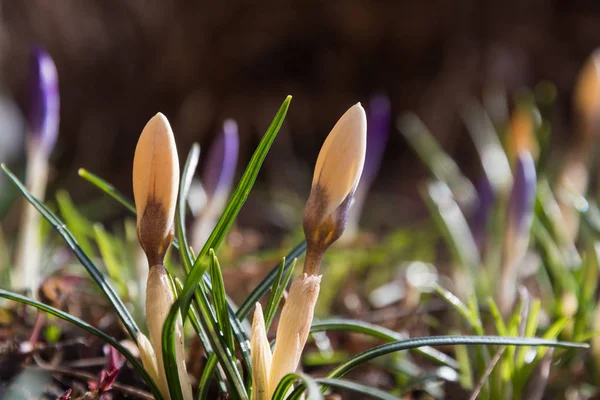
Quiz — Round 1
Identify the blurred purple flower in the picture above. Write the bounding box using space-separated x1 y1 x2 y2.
28 46 59 155
361 94 391 185
471 175 495 248
341 95 390 241
202 119 239 200
508 151 537 235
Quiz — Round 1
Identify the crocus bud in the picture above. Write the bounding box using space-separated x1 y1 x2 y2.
506 105 540 164
251 303 272 400
499 150 537 314
269 273 321 398
145 265 193 400
191 119 239 250
136 332 160 390
343 95 390 241
133 113 179 266
303 103 367 274
28 46 60 156
133 114 192 400
574 49 600 136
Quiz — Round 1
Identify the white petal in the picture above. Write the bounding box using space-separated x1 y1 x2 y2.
312 103 367 217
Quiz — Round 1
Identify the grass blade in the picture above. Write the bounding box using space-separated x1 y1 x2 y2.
177 143 200 274
271 373 322 400
315 378 400 400
292 335 588 399
433 284 483 335
171 97 293 399
264 257 296 330
209 250 236 355
311 319 458 369
78 168 136 214
237 241 306 320
56 190 95 256
1 164 140 342
181 96 291 309
397 113 476 207
460 100 512 193
0 289 163 400
421 181 480 277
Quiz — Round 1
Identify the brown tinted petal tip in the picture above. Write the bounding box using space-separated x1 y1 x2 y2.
133 113 180 266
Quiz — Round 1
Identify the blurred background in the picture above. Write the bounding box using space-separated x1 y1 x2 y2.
1 0 600 231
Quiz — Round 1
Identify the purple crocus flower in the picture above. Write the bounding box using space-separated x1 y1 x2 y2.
202 119 239 202
508 151 537 236
28 46 59 155
471 175 495 249
192 119 240 250
361 94 391 185
499 150 536 314
340 95 390 241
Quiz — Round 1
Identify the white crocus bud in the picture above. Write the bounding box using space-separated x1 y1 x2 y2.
132 113 192 400
146 266 192 400
251 303 272 400
136 332 160 389
302 103 367 274
555 50 600 242
133 113 179 266
265 104 366 396
574 49 600 137
269 274 321 398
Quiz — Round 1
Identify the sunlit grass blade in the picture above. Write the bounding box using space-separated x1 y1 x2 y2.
198 270 252 391
177 143 200 274
322 336 586 393
487 298 508 336
515 299 541 371
580 198 600 237
455 341 474 389
162 297 185 400
574 241 600 340
532 220 579 298
56 190 95 256
536 180 581 268
264 257 296 330
78 168 136 214
460 100 512 193
421 181 480 278
172 97 292 399
93 224 127 292
174 277 213 356
513 317 569 392
1 164 140 342
167 143 245 399
270 372 322 400
310 319 459 369
181 96 291 309
237 241 306 320
433 284 483 335
165 294 248 399
397 113 476 207
209 250 235 355
0 289 163 400
313 378 400 400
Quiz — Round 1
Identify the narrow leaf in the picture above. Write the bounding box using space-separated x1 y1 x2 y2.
0 289 162 400
264 257 296 330
1 164 140 342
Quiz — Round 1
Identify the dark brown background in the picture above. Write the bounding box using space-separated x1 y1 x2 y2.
1 0 600 227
